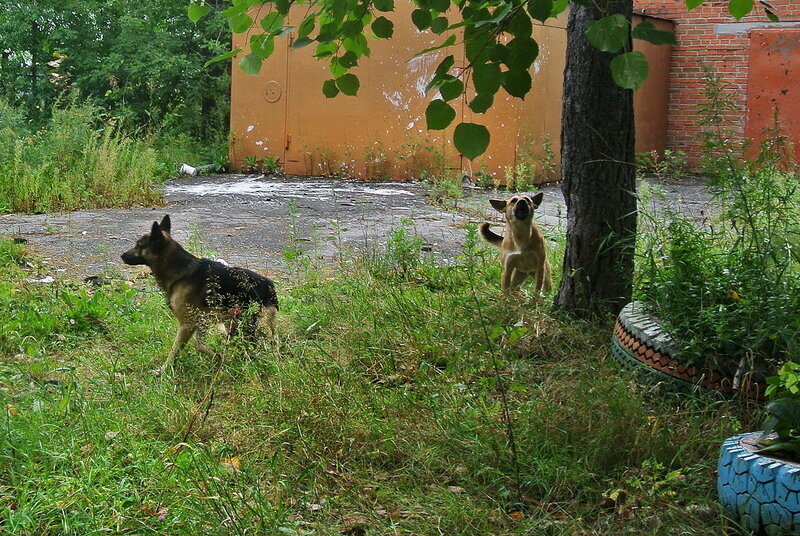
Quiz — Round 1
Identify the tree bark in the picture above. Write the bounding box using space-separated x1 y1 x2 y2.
556 0 637 317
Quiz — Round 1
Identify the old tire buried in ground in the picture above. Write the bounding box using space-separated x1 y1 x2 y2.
611 301 765 399
718 432 800 534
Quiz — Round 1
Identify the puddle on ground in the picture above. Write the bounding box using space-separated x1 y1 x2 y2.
166 176 418 200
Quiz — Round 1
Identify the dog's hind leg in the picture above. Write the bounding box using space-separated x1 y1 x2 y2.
538 261 553 294
193 325 215 356
257 305 278 343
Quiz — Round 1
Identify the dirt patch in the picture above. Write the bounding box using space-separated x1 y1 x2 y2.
0 174 711 282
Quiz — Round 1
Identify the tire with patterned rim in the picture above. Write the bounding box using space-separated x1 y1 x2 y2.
611 301 765 399
718 432 800 534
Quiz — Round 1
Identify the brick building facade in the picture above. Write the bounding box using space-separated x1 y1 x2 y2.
633 0 800 165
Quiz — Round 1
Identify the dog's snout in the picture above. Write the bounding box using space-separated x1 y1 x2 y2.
513 198 531 220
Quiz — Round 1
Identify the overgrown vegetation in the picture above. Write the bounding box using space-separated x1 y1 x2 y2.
0 224 758 535
0 100 166 213
635 69 799 378
635 149 689 180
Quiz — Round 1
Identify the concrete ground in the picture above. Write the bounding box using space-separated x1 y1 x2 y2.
0 173 713 282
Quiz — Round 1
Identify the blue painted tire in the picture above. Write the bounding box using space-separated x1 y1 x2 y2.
718 432 800 534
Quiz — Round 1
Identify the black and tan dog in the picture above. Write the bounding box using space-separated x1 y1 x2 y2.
479 192 552 294
121 215 278 373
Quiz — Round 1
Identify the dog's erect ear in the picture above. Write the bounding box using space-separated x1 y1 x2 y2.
160 214 171 234
150 220 163 241
489 199 507 212
531 192 544 209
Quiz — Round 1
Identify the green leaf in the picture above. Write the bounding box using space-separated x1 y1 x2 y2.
508 11 532 38
412 9 432 30
425 99 456 130
230 12 254 33
188 4 211 23
336 73 360 95
488 43 508 63
472 62 502 95
291 37 314 49
551 0 568 16
329 57 348 78
205 48 242 67
468 93 493 113
454 123 490 160
276 0 291 14
239 53 263 75
479 2 512 26
372 16 394 38
430 0 450 13
260 13 284 34
315 42 339 59
250 34 275 60
343 34 370 56
430 16 449 34
685 0 704 8
527 0 553 22
764 8 779 22
610 51 649 90
435 55 455 76
728 0 754 19
373 0 394 12
339 51 358 68
298 15 316 39
502 69 531 98
585 14 629 53
465 30 492 61
632 21 677 45
417 35 457 56
507 326 528 344
322 79 340 98
506 37 538 70
439 78 464 101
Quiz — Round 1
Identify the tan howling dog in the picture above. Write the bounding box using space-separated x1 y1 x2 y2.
479 192 552 294
121 215 278 374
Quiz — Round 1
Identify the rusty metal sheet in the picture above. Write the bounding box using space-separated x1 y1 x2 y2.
746 29 800 162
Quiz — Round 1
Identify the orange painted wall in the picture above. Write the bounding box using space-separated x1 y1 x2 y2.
230 5 673 182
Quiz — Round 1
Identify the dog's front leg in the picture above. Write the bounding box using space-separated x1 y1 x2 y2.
510 268 529 291
502 253 523 292
158 324 196 374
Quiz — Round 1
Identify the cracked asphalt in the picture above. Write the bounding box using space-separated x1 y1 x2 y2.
0 173 712 283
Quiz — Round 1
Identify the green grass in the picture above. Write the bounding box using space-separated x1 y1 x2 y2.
0 231 759 535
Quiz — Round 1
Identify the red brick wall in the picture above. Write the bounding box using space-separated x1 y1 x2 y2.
633 0 800 167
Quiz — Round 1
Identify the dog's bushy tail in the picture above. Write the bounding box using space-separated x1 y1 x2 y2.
479 223 503 248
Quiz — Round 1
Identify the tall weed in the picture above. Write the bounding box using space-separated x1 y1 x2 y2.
0 100 165 213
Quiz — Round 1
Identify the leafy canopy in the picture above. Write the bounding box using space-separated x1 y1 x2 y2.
192 0 763 159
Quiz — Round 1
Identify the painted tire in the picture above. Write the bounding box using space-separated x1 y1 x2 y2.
718 432 800 534
611 301 765 399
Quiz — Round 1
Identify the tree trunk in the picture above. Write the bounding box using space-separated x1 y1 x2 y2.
555 0 637 317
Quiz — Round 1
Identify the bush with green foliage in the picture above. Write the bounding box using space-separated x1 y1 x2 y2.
635 69 799 378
